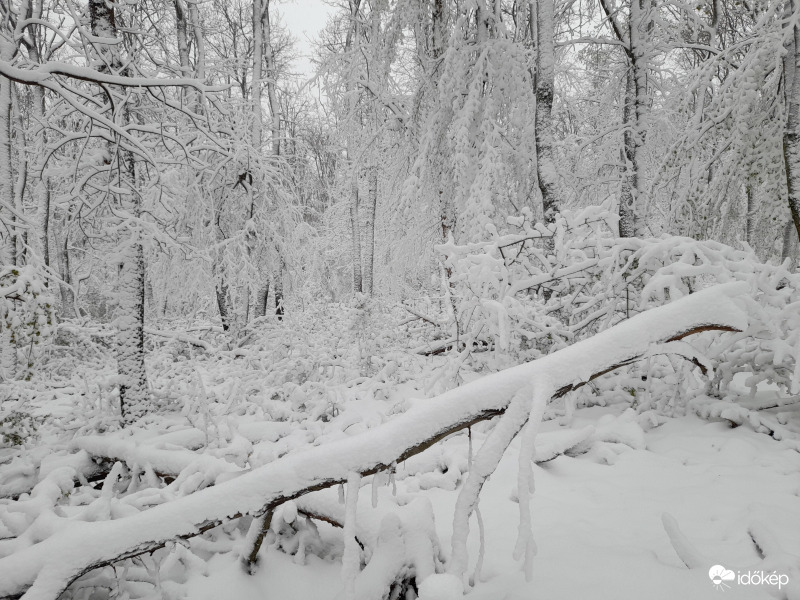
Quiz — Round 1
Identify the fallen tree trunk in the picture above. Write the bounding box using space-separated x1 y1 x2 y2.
143 328 214 352
0 283 749 600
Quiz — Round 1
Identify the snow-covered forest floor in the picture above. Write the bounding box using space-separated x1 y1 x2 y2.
2 296 799 600
187 407 800 600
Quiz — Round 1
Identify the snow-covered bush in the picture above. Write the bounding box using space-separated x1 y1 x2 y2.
438 202 800 413
0 404 42 447
0 266 56 380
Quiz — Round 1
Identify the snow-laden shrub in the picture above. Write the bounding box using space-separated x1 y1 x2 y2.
437 202 800 412
0 266 56 380
0 398 42 448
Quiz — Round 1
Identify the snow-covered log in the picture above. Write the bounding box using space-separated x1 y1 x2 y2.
0 282 749 600
143 328 214 352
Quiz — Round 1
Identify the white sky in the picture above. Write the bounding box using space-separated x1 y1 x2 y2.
276 0 336 79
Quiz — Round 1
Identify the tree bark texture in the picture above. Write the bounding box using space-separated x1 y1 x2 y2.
783 0 800 242
534 0 560 224
89 0 149 424
363 166 377 295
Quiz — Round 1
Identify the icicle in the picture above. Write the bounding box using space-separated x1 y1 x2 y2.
471 505 485 587
467 426 473 469
342 472 362 600
371 472 381 508
390 462 397 496
640 353 654 412
338 483 345 504
449 384 547 580
565 393 576 423
513 385 548 581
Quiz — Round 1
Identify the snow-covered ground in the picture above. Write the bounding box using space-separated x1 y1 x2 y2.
2 304 799 600
181 402 800 599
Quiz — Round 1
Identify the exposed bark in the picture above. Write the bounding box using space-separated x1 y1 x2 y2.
350 176 363 293
363 165 377 295
782 219 795 265
432 0 445 58
346 0 363 295
242 509 274 573
187 0 205 114
0 43 15 267
745 182 756 246
88 0 149 424
600 0 647 237
783 0 800 242
274 256 284 320
0 37 17 380
422 0 458 331
255 280 269 318
263 2 280 159
261 0 282 312
476 0 490 43
56 226 76 318
11 86 27 265
216 277 231 331
173 0 195 107
619 67 642 237
212 192 230 331
534 0 560 224
31 84 50 268
252 0 265 154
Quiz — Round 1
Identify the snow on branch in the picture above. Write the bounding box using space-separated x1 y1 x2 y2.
0 60 227 92
0 283 749 600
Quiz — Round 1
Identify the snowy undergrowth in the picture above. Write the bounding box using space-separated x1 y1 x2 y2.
0 297 475 600
1 281 799 599
178 401 800 600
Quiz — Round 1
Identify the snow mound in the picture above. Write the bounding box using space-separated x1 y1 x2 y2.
418 574 463 599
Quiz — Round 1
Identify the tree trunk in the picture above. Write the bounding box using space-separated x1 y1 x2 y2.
216 278 231 331
781 220 795 266
600 0 648 237
363 166 377 295
783 0 800 242
187 0 205 113
350 176 363 293
345 0 363 295
264 2 280 158
18 0 49 268
252 0 265 153
745 182 756 246
255 281 270 318
89 0 149 424
173 0 196 107
31 85 51 268
0 42 15 267
432 0 445 58
619 67 640 237
0 39 17 381
534 0 560 224
476 0 490 43
212 188 230 330
263 0 282 308
274 257 284 320
57 230 76 318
